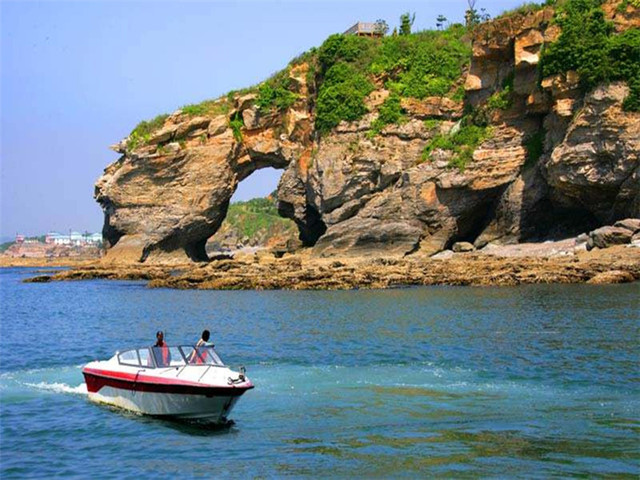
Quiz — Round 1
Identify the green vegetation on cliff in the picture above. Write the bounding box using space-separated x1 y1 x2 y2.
256 69 299 112
181 99 230 117
229 113 244 142
315 62 374 133
541 0 640 111
312 25 470 132
368 93 406 136
127 114 169 150
421 121 490 171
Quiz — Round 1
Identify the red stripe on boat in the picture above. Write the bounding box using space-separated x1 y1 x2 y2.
82 368 254 396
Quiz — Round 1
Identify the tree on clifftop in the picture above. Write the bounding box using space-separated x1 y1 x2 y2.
375 19 389 36
399 12 415 35
465 0 480 26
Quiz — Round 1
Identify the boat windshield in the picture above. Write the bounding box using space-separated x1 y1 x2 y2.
117 345 225 368
179 345 224 366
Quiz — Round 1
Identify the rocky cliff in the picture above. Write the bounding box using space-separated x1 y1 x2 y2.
96 0 639 263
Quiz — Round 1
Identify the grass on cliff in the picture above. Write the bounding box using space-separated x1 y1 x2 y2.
541 0 640 111
421 120 490 171
127 114 169 150
487 73 514 111
182 99 231 117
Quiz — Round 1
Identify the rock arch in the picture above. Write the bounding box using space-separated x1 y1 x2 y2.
96 66 316 264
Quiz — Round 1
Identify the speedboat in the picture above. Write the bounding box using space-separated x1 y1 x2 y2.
82 344 253 423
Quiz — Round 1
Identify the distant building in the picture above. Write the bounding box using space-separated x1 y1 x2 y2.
46 232 69 245
85 233 102 244
344 22 384 37
44 231 102 246
15 234 25 244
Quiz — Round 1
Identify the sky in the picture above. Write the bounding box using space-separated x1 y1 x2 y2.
1 0 527 237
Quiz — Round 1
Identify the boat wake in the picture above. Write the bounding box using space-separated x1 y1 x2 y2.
23 381 88 395
0 365 88 402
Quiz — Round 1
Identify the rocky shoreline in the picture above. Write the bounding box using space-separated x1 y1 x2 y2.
21 241 640 289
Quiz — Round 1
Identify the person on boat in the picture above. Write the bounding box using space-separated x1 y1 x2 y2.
190 329 213 364
153 330 171 367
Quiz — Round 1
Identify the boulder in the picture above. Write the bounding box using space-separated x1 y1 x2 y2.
452 242 475 253
242 106 279 131
587 226 633 250
575 233 589 246
147 125 177 145
207 116 228 137
614 218 640 234
235 93 257 111
175 116 210 139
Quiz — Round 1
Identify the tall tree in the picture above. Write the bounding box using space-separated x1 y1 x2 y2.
465 0 480 27
399 12 415 35
436 14 447 30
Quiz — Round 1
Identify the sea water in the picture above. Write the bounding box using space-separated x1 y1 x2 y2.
0 267 638 478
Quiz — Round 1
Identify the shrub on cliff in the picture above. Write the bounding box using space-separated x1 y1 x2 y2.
229 113 244 142
317 34 377 75
421 121 490 171
315 63 374 133
541 0 640 110
487 73 514 110
370 25 470 99
314 25 470 134
256 69 299 112
368 93 406 137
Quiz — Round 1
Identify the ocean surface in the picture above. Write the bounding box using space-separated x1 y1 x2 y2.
0 267 638 478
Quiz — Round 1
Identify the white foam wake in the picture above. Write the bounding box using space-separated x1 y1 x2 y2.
24 381 88 395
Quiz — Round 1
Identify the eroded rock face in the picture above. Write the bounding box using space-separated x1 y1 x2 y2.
96 1 639 263
544 83 640 222
287 120 535 258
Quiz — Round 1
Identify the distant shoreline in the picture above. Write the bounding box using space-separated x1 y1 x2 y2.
0 256 99 268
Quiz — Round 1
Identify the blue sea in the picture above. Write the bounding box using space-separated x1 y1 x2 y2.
0 267 638 478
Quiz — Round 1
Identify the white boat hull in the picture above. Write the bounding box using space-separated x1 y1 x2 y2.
88 386 241 422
